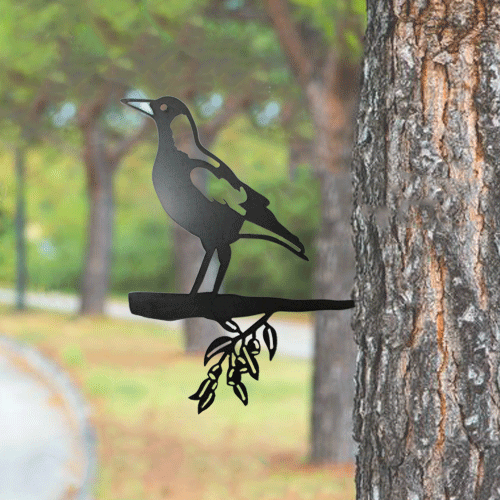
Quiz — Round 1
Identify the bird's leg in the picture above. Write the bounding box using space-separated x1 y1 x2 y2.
190 248 215 295
212 246 231 295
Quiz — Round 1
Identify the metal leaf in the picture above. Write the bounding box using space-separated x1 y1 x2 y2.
233 382 248 406
188 378 212 401
208 363 223 380
241 345 259 380
198 390 215 414
227 367 241 386
204 336 233 366
263 324 277 360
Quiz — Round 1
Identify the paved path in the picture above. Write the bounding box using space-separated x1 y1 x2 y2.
0 289 314 359
0 337 96 500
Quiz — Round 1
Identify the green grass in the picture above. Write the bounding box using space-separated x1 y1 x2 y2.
0 304 354 500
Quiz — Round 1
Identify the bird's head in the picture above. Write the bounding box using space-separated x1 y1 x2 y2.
121 95 210 157
120 96 191 124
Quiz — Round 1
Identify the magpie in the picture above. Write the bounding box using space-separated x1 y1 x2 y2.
121 96 308 295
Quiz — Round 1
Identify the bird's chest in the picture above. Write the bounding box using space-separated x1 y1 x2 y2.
152 163 201 224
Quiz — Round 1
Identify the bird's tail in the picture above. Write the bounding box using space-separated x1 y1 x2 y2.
238 234 309 261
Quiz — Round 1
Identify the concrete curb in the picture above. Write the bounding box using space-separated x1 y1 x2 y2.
0 336 97 500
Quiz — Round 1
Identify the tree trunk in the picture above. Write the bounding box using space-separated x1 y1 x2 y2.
80 139 114 315
308 81 357 463
77 83 151 316
352 1 500 497
311 171 356 462
288 136 312 181
15 146 26 310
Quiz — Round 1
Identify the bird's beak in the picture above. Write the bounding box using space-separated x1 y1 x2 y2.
120 98 154 117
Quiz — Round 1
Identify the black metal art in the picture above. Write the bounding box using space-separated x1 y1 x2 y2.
122 96 354 412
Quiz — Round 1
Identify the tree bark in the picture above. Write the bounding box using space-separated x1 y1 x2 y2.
352 1 500 497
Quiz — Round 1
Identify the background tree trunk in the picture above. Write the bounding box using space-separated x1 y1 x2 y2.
312 170 355 462
77 83 150 316
263 0 360 463
352 1 500 497
309 84 357 463
80 130 115 315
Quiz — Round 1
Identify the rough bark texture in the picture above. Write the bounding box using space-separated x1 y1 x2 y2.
352 1 500 498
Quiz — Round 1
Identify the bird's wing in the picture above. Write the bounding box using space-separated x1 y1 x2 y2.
187 139 306 255
189 158 271 214
190 162 305 254
190 166 247 215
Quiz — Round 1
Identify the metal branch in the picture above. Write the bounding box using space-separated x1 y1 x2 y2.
129 292 354 323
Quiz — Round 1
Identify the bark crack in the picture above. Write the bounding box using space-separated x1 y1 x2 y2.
423 247 448 498
474 450 485 497
433 252 448 451
455 366 485 498
470 1 488 310
428 246 448 450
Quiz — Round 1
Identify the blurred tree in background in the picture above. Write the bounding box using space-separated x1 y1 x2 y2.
0 2 61 309
0 0 365 465
258 0 365 462
0 0 318 331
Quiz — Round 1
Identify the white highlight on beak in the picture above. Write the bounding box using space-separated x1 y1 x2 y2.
136 101 153 116
121 98 154 117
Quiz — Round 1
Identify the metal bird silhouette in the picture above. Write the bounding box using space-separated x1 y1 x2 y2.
123 95 355 412
121 96 308 295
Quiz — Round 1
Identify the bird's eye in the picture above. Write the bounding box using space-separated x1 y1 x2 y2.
160 104 168 111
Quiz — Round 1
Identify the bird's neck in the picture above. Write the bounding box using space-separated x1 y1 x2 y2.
156 125 176 152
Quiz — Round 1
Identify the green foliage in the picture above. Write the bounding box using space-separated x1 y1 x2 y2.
0 1 61 78
23 147 86 292
112 216 175 294
86 372 113 396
